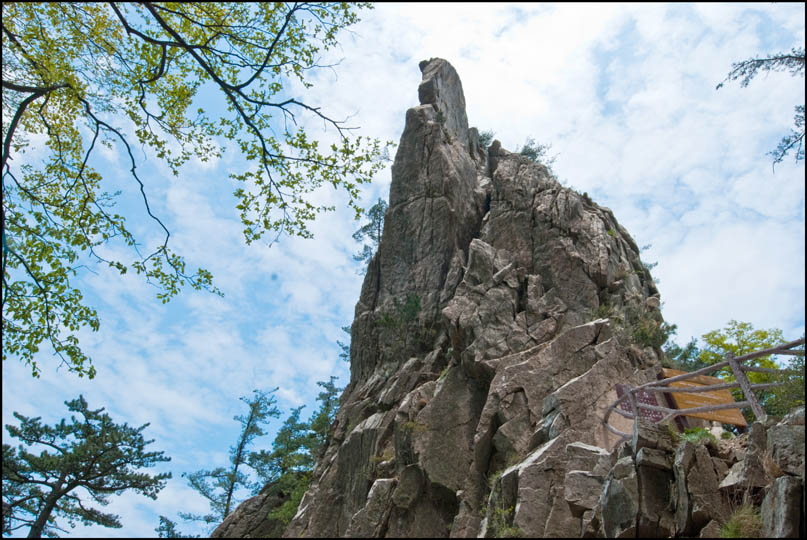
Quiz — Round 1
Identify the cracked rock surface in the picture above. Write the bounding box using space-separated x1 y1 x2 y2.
217 58 673 538
278 58 665 538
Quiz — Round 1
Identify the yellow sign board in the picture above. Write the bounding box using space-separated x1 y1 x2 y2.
662 368 748 427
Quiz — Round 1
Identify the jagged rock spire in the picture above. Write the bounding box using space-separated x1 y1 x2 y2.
417 58 470 148
220 58 670 538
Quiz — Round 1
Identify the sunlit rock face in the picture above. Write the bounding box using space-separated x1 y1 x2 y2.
232 58 668 538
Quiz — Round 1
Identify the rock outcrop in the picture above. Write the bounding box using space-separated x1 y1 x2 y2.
217 59 804 538
211 482 288 538
280 57 664 538
593 412 804 539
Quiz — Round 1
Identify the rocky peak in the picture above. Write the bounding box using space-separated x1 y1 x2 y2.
355 58 488 385
417 58 470 150
221 58 681 538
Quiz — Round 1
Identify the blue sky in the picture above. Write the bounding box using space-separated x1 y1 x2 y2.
2 3 805 537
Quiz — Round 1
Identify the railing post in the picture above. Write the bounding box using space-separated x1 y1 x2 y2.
726 352 767 422
627 389 639 434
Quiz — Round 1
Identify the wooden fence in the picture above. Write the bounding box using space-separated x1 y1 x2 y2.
602 337 806 444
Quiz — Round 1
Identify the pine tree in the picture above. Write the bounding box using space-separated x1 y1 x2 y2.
155 515 198 538
717 47 805 168
248 377 342 528
180 389 280 526
2 396 170 538
352 198 388 264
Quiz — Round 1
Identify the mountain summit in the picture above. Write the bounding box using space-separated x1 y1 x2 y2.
280 57 666 537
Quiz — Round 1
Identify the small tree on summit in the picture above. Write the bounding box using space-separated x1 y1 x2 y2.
2 395 171 538
518 137 561 180
519 137 557 168
478 129 496 148
352 198 388 264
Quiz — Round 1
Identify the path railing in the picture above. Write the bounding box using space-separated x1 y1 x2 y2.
602 338 805 445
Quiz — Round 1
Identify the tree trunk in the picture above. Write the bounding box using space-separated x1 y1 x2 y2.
224 408 256 517
26 491 60 538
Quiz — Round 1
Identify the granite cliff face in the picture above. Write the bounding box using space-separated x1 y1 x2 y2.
279 57 670 538
213 58 720 538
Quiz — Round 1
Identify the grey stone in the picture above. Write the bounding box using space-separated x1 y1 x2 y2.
636 460 675 537
417 58 470 149
345 478 397 537
567 441 615 477
761 475 802 538
767 424 805 477
645 296 660 310
492 411 533 457
688 444 729 530
633 418 676 454
211 483 288 538
392 465 424 509
673 441 695 536
782 406 804 426
698 519 722 538
601 456 639 538
414 365 484 494
564 470 605 514
636 447 672 470
581 509 602 538
719 422 770 491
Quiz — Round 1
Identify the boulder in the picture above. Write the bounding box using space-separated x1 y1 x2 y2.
686 444 730 532
782 406 804 426
566 441 615 477
564 470 606 515
719 422 769 491
636 447 672 471
767 424 805 478
636 455 675 538
391 465 424 510
698 519 723 538
633 418 676 454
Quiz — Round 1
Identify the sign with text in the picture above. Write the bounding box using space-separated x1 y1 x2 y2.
661 368 748 427
615 384 665 422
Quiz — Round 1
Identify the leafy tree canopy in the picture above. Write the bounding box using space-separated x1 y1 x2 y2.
518 137 553 164
662 337 707 372
763 349 805 417
1 2 391 379
2 395 171 538
698 319 784 383
337 324 352 363
517 136 559 178
664 320 804 422
164 378 341 534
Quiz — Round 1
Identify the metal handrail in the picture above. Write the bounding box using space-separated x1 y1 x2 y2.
601 338 805 444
